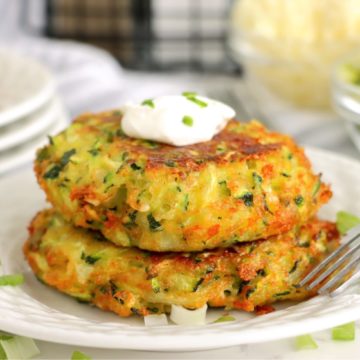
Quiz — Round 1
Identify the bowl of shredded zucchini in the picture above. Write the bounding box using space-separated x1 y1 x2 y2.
332 51 360 152
228 0 360 109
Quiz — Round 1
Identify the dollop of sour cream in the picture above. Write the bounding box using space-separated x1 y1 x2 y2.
121 94 236 146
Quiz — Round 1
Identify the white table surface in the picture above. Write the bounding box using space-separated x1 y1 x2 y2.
32 328 360 360
2 37 360 359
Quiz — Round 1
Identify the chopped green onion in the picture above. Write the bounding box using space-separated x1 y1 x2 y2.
147 213 162 232
0 344 6 360
274 290 291 297
182 91 197 97
332 322 355 341
130 163 142 171
164 160 176 167
112 110 122 116
289 260 300 274
294 334 318 350
47 135 54 145
192 278 204 292
336 211 360 235
182 115 194 127
218 180 231 196
183 194 189 211
43 148 76 180
214 315 235 323
0 336 40 359
252 172 263 185
0 332 13 341
294 195 304 207
312 179 321 197
151 278 161 293
43 164 62 180
182 93 208 108
237 192 254 207
0 274 24 286
88 148 99 157
80 253 101 265
185 96 208 108
141 99 155 108
144 314 168 327
71 350 93 360
60 149 76 167
36 147 50 162
170 304 207 325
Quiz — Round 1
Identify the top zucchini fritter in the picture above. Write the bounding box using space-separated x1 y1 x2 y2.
35 112 331 251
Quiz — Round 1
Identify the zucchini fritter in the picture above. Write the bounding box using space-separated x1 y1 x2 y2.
24 209 339 317
34 113 331 251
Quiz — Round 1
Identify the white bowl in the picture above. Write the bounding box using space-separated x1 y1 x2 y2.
332 52 360 152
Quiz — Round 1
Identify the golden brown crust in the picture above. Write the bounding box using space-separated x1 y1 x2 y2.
24 209 339 317
73 114 282 169
34 112 331 251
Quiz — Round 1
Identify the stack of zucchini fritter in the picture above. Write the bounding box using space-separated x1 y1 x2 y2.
24 112 339 317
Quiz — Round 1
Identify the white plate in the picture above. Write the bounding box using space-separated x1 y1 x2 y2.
0 49 55 127
0 113 68 176
0 97 62 152
0 147 360 352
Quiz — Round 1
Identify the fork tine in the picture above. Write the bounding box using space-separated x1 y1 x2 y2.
306 239 360 290
297 229 360 288
318 252 360 295
329 267 360 297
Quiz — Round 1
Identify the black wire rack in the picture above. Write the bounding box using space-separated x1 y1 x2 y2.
23 0 237 72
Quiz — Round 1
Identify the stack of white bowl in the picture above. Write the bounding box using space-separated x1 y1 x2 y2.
0 49 68 175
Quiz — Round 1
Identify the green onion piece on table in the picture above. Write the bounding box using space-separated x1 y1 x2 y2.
71 350 93 360
0 274 24 286
0 335 40 359
294 334 318 350
0 344 6 360
0 332 13 341
332 322 355 341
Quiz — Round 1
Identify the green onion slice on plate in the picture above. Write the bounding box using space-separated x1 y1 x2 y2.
294 334 318 350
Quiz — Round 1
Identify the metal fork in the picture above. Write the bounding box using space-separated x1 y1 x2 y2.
298 224 360 296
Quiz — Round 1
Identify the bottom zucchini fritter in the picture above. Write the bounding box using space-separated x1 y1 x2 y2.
24 209 339 318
